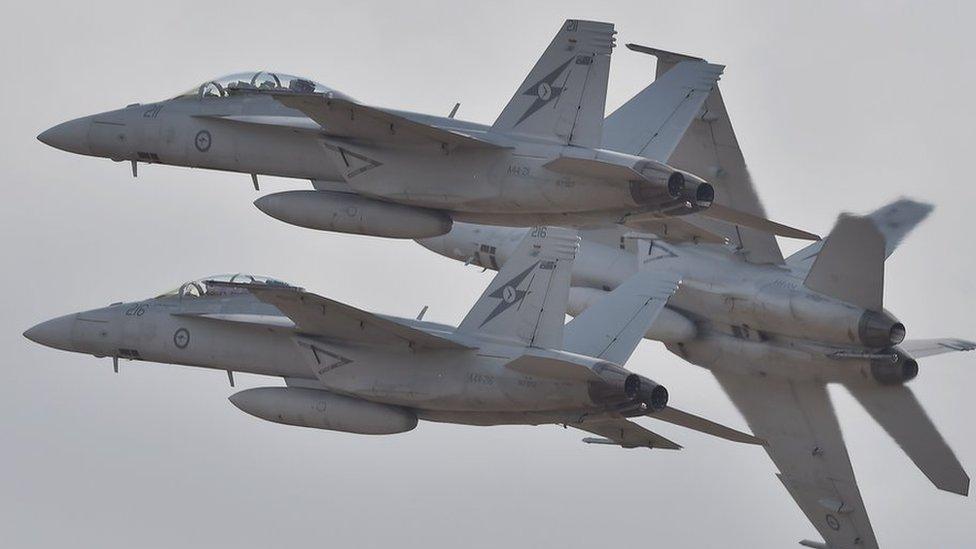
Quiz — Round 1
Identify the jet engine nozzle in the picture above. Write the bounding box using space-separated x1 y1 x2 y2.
624 374 669 411
667 171 685 198
694 182 714 208
869 349 919 385
858 310 906 348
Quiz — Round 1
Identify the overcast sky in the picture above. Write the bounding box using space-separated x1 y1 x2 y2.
2 1 974 547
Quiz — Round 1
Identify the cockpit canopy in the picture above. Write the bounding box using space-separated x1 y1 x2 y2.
159 273 296 299
177 71 350 100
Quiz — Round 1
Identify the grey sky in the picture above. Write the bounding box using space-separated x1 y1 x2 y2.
2 1 973 547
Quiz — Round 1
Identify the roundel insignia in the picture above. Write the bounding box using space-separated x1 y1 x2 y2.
194 130 212 152
825 514 841 531
502 285 518 303
537 82 552 101
173 327 190 349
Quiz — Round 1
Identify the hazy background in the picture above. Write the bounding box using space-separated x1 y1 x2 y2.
2 1 974 547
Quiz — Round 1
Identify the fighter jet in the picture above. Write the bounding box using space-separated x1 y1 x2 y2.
416 48 973 548
37 20 814 242
24 228 761 451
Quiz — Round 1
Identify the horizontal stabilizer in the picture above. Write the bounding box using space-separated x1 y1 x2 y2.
901 338 976 359
649 406 765 445
701 204 821 241
572 417 681 450
847 384 970 495
623 215 728 244
804 215 885 310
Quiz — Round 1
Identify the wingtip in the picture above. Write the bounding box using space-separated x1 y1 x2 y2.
938 476 970 497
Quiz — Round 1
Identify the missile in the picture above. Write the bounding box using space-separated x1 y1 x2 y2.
255 190 453 239
230 387 418 435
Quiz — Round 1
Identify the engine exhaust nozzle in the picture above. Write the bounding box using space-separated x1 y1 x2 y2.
625 374 669 411
858 310 906 348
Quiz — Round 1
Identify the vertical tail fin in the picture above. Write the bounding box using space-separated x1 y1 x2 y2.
788 198 934 268
620 44 784 265
457 227 578 349
803 214 886 310
602 60 724 161
562 239 679 365
491 19 615 148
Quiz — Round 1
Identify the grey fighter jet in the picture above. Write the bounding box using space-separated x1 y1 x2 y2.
37 20 814 242
24 228 761 451
416 49 973 549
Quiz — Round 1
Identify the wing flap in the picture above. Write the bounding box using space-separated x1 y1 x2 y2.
900 338 976 359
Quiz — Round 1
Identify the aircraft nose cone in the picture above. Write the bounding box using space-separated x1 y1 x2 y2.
23 314 76 351
38 117 91 155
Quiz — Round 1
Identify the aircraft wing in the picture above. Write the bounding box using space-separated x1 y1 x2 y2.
573 417 682 450
212 282 469 350
268 94 501 149
711 369 880 549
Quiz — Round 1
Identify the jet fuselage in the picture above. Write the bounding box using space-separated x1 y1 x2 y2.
23 279 652 427
418 223 913 387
